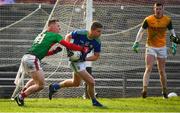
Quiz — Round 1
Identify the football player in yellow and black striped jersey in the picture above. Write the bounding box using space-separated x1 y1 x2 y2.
132 3 177 99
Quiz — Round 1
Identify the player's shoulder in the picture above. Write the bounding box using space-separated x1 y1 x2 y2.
163 15 171 21
95 38 101 45
145 15 171 21
45 31 53 34
45 31 57 35
46 31 62 36
45 31 63 39
75 29 88 35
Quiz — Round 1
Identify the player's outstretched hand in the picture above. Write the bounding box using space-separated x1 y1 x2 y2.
170 43 177 56
170 35 180 44
132 42 139 53
53 47 62 54
66 49 74 57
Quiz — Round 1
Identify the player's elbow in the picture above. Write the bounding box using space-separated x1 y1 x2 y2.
37 83 45 91
92 53 100 61
87 79 95 86
38 85 44 91
86 79 95 86
94 55 100 61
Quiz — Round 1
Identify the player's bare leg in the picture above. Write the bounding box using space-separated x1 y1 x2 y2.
49 72 82 100
61 72 82 87
21 79 35 93
83 67 98 99
78 70 95 99
49 70 103 107
157 57 168 98
78 70 103 107
24 71 45 96
56 71 96 99
15 70 45 106
142 54 155 98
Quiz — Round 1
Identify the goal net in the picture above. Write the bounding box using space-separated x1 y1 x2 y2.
42 0 180 98
0 0 180 99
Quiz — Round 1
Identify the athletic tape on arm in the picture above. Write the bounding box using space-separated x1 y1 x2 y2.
170 29 176 37
135 27 145 42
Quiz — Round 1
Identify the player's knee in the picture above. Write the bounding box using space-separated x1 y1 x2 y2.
87 79 95 86
145 67 152 73
38 84 44 90
73 81 81 87
159 70 165 76
37 82 45 91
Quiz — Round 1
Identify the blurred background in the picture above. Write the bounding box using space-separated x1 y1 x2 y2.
0 0 180 98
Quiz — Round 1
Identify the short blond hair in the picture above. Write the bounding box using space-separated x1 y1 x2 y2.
48 19 59 26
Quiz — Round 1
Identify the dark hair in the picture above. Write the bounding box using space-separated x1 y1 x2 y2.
48 19 59 26
154 2 164 7
91 21 103 30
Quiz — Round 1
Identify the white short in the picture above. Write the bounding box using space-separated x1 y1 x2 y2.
70 61 86 72
146 47 167 58
21 54 42 74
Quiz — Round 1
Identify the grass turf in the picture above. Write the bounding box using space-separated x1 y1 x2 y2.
0 97 180 112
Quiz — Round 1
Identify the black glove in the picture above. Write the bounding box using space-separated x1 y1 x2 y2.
66 49 74 57
79 45 90 62
79 52 86 62
53 47 62 54
170 35 180 44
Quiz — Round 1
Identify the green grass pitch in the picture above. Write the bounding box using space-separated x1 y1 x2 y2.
0 97 180 112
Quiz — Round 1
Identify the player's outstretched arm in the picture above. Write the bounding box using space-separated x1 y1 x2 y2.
59 40 89 53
